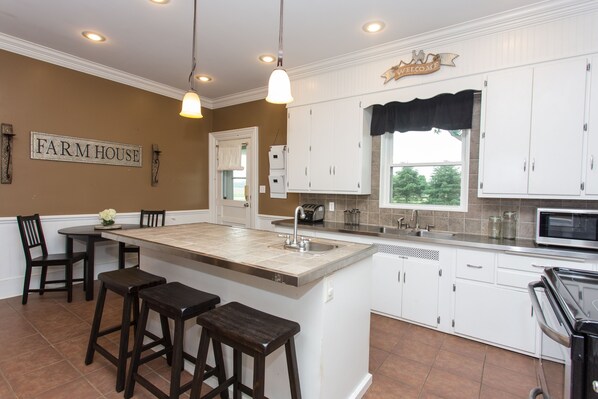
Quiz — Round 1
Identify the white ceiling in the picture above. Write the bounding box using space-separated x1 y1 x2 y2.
0 0 555 101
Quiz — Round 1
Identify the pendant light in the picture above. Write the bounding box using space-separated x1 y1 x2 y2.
180 0 203 118
266 0 293 104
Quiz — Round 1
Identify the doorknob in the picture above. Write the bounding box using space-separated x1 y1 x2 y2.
244 203 249 208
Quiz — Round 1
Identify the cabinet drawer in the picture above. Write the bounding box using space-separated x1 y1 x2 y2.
497 253 593 274
496 269 538 289
456 249 495 283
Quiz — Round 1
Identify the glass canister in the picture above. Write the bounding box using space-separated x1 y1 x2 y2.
502 211 518 240
488 216 502 239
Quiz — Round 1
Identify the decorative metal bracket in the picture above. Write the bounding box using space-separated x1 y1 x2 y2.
1 123 15 184
151 144 161 186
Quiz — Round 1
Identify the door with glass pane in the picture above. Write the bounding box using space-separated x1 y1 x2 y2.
217 140 251 227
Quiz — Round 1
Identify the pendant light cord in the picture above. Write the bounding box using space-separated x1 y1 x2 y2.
188 0 198 88
277 0 284 67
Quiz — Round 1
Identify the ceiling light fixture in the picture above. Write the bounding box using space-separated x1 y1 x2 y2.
363 21 385 33
82 31 106 42
259 54 276 64
149 0 170 4
265 0 293 104
180 0 202 118
195 74 212 82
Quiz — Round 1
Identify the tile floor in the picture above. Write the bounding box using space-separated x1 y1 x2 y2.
0 285 556 398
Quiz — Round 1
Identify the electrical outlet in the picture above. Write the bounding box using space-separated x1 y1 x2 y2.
329 202 335 212
324 278 334 303
259 185 266 193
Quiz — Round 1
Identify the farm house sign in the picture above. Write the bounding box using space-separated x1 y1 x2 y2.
382 50 459 83
30 132 142 167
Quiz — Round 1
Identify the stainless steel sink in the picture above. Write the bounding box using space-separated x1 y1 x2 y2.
277 240 339 253
409 230 456 239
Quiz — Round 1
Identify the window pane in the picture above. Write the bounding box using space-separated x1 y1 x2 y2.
392 129 462 164
233 178 246 201
390 165 462 206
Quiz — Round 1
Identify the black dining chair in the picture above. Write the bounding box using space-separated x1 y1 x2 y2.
118 209 166 269
16 214 88 304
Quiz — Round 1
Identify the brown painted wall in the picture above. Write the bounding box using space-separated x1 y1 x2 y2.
0 50 212 217
212 101 299 217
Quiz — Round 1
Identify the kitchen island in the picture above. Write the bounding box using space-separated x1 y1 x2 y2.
103 223 377 399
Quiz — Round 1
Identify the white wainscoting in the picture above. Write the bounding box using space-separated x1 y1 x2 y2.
0 209 209 300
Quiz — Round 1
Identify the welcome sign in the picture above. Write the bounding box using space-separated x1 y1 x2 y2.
30 132 142 167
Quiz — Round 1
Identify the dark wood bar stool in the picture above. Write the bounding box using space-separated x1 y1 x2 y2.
190 302 301 399
85 268 167 392
124 282 228 399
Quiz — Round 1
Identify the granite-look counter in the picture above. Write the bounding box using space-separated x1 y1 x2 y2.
102 222 376 286
272 219 598 261
103 222 375 399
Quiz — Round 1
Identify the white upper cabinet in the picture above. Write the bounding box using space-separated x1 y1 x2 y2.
479 56 591 198
528 58 587 195
585 55 598 195
479 68 533 195
286 106 311 191
286 97 371 194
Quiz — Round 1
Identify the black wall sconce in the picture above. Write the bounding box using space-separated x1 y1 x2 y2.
1 123 15 184
151 144 161 186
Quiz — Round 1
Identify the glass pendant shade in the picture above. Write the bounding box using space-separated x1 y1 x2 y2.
180 90 203 118
266 67 294 104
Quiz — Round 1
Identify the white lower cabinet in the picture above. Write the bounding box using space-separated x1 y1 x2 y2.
372 249 441 328
454 280 537 353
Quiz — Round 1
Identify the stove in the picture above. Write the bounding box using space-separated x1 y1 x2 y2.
529 267 598 399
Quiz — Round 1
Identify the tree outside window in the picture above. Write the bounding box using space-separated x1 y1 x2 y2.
381 128 470 211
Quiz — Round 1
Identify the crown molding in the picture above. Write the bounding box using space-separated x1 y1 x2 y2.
1 0 596 110
0 32 192 101
211 86 268 109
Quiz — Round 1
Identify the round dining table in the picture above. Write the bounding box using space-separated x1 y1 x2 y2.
58 224 139 301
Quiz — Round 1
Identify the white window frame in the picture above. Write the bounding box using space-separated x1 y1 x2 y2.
379 129 470 212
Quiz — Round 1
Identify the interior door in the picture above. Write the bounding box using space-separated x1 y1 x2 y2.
217 141 251 227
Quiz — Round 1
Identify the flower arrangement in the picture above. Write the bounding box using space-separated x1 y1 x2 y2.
99 208 117 226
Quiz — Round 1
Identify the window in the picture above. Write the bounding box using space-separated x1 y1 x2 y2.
380 128 470 211
222 144 247 201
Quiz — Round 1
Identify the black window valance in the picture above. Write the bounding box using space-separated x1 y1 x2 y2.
370 89 479 136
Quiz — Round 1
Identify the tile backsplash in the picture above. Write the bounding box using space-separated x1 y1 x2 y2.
299 95 598 239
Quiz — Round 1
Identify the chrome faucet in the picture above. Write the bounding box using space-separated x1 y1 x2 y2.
292 205 306 245
397 217 405 229
411 210 419 230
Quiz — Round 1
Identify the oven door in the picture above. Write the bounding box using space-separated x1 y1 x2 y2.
529 280 574 399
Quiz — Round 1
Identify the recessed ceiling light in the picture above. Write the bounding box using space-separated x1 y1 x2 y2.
82 31 106 42
259 54 276 64
149 0 170 4
362 21 385 34
195 74 212 82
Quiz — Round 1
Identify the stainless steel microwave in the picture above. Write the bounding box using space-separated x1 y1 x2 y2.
536 208 598 250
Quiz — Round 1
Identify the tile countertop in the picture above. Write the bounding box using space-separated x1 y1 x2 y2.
272 219 598 262
102 223 377 287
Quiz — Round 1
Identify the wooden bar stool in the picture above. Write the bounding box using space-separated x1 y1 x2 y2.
85 268 167 392
124 282 228 399
190 302 301 399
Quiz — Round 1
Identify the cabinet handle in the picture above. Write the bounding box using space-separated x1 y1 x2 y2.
532 159 535 172
466 264 483 269
397 271 400 283
523 159 527 172
404 272 406 283
329 166 332 175
305 167 307 176
592 156 594 171
333 166 336 175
